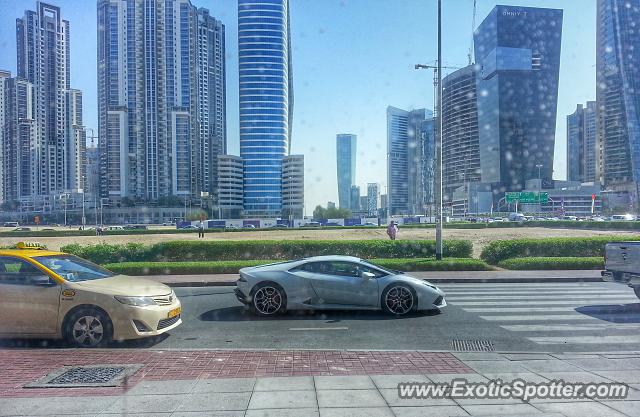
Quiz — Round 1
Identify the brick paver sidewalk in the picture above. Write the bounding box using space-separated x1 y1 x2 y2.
0 349 472 398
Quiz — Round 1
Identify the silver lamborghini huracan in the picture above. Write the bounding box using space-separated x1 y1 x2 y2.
234 256 446 316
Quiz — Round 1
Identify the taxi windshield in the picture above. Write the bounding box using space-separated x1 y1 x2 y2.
32 255 116 282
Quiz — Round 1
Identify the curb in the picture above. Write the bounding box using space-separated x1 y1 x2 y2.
160 276 605 287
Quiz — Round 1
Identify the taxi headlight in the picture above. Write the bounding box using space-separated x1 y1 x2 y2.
114 295 156 306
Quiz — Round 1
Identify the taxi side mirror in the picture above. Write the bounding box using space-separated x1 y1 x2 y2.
28 275 55 287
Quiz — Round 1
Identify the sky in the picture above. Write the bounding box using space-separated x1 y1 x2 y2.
0 0 597 214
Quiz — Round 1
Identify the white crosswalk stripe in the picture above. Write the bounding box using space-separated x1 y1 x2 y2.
448 300 635 306
441 282 640 346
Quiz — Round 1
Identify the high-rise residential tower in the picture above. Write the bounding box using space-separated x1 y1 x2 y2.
97 0 226 203
597 0 640 205
1 74 35 203
474 6 563 197
387 106 433 215
13 2 85 199
336 134 357 210
442 64 481 201
567 102 598 184
238 0 294 217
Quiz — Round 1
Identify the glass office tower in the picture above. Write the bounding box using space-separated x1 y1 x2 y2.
474 6 562 196
597 0 640 206
238 0 293 217
336 134 357 210
387 107 432 215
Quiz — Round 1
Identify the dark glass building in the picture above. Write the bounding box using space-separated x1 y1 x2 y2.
474 6 563 198
597 0 640 207
336 134 357 210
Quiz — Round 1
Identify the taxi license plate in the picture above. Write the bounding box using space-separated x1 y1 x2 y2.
167 307 181 319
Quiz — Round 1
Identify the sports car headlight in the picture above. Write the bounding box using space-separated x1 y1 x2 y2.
114 295 157 306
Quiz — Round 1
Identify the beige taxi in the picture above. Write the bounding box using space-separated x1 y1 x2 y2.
0 242 181 347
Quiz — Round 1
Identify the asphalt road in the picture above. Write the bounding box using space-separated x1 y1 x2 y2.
145 281 640 353
3 281 640 352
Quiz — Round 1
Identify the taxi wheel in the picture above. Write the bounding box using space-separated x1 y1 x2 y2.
64 308 113 348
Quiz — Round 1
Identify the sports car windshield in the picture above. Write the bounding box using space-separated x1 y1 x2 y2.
33 255 116 282
359 260 400 276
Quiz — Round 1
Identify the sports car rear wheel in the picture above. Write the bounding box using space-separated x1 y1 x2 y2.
251 282 287 316
382 284 415 316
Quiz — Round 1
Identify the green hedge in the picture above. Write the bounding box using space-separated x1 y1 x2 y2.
63 239 473 264
498 257 604 270
61 243 150 264
103 257 491 275
480 236 640 264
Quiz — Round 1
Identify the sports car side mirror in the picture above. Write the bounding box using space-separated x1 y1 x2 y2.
361 271 376 279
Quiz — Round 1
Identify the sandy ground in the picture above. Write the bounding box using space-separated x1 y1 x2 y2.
3 227 637 258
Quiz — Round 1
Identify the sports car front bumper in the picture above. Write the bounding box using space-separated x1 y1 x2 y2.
234 287 248 304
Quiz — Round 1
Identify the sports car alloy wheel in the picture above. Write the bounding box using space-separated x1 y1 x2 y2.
72 315 105 347
253 286 283 315
384 286 414 315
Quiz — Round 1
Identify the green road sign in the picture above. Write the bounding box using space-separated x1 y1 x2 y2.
505 192 548 204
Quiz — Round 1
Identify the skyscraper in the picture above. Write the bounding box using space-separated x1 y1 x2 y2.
282 155 304 218
366 183 379 215
474 6 563 196
238 0 294 217
442 64 481 200
97 0 226 203
567 102 598 184
196 8 227 199
387 106 433 215
597 0 640 206
0 70 10 205
14 2 85 198
336 134 357 210
350 185 361 212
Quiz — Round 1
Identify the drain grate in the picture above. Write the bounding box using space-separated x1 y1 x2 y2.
451 339 494 352
26 364 142 388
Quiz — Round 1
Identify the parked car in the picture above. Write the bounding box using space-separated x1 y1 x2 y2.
12 227 32 232
123 224 149 230
243 224 257 229
0 242 181 347
235 256 446 316
303 221 321 227
602 241 640 299
3 222 19 228
611 214 636 221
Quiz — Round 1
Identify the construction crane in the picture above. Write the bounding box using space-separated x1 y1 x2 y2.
414 62 462 119
468 0 477 65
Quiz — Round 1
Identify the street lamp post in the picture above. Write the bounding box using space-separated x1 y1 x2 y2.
536 164 543 214
435 0 443 260
81 175 86 230
414 1 444 259
62 193 69 227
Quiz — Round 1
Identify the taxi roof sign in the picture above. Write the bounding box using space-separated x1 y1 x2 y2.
16 241 44 250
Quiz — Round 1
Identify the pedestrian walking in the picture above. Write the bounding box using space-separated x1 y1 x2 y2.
386 221 398 240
